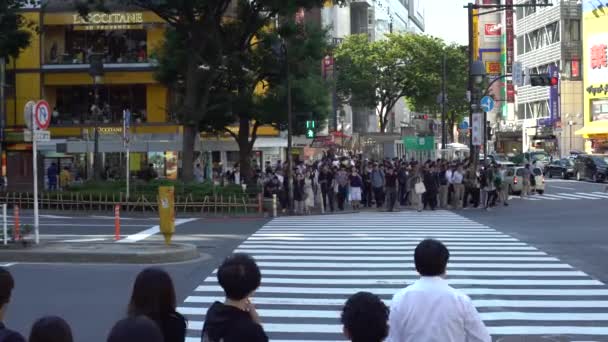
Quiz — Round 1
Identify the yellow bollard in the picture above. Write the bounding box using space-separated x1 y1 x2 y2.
158 186 175 245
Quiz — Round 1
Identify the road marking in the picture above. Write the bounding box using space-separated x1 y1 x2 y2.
236 249 547 255
0 263 16 267
212 277 602 286
60 238 109 243
217 269 586 277
549 185 576 190
557 192 598 199
575 192 608 199
249 255 559 261
186 321 608 335
542 194 572 200
591 192 608 198
254 262 571 269
178 307 608 321
194 285 608 296
117 218 198 243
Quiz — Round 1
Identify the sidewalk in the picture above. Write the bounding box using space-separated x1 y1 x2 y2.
0 241 200 264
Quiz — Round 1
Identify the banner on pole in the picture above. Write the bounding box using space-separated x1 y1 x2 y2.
472 113 483 146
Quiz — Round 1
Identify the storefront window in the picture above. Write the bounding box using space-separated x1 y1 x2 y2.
591 99 608 122
47 28 147 64
54 84 147 124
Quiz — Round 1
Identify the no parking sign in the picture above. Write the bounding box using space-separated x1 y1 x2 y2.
34 100 51 130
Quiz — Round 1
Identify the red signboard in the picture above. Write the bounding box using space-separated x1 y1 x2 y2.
505 0 514 73
591 44 608 69
485 24 501 36
572 59 580 77
506 82 515 103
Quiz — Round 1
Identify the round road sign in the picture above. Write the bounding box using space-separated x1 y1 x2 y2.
34 100 51 130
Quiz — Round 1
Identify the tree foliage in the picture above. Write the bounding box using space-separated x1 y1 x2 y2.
408 44 469 142
334 33 445 133
76 0 326 181
197 20 331 179
0 0 33 59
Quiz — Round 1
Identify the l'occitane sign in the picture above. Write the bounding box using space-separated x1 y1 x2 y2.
73 12 144 25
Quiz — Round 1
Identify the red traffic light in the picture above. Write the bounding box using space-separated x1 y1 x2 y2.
550 77 558 86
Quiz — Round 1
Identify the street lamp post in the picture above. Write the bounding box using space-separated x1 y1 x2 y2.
89 54 104 181
568 120 575 152
469 60 486 168
281 42 294 215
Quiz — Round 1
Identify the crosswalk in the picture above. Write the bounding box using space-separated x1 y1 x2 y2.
179 211 608 341
513 191 608 201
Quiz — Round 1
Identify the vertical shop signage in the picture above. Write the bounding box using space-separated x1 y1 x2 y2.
549 64 560 125
505 0 514 74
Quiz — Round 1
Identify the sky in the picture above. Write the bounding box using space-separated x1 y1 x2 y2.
423 0 470 45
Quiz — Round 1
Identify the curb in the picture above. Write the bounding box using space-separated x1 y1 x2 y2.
0 242 202 264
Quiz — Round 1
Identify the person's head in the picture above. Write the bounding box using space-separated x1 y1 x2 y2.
217 253 261 301
525 163 530 169
107 316 163 342
414 239 450 277
341 292 389 342
386 166 393 174
128 268 177 320
0 267 14 317
29 316 73 342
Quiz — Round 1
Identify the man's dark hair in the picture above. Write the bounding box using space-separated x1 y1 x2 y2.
414 239 450 276
341 292 389 342
0 267 14 306
217 253 261 300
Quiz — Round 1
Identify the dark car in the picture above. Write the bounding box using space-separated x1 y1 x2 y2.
544 158 575 179
574 154 608 183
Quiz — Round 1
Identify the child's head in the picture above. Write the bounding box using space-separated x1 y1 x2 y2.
341 292 389 342
217 253 261 301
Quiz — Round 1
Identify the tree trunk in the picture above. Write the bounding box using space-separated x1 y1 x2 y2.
237 116 253 184
181 124 197 182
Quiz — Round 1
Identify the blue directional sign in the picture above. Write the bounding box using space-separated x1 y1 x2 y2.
480 96 495 112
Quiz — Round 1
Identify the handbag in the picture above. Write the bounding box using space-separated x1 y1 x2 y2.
415 181 426 195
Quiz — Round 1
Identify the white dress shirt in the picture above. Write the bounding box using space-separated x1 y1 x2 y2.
387 277 491 342
452 171 464 184
445 170 453 184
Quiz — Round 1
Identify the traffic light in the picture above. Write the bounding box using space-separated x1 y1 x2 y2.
530 74 558 87
306 120 316 138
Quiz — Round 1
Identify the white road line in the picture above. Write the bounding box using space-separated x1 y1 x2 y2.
576 192 608 199
591 192 608 198
220 269 586 277
5 223 152 227
241 241 524 246
194 285 608 296
254 233 509 237
237 244 537 249
0 263 16 267
250 255 559 261
60 238 109 243
542 194 572 200
235 249 547 255
179 307 608 321
254 262 571 269
185 321 608 335
557 193 595 199
549 185 576 190
213 277 603 286
185 296 608 308
117 218 197 243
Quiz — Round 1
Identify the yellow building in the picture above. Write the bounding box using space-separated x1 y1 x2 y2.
4 2 283 189
576 2 608 153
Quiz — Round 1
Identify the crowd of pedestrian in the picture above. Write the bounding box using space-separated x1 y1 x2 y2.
258 153 528 214
0 238 491 342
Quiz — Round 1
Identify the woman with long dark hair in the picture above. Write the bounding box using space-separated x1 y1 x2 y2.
127 268 186 342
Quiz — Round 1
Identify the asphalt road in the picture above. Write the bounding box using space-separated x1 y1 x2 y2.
1 178 607 342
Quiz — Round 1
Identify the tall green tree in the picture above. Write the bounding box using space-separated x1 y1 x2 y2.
408 44 469 143
198 21 331 181
77 0 325 181
334 33 444 133
0 0 33 59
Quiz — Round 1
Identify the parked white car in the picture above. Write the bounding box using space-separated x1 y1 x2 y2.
504 167 545 195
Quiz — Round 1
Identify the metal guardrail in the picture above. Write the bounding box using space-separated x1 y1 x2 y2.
0 192 268 215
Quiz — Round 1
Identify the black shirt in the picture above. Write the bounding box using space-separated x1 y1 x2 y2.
202 302 268 342
0 323 26 342
385 173 398 188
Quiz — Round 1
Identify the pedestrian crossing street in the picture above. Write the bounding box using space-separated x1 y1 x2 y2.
179 212 608 342
512 191 608 201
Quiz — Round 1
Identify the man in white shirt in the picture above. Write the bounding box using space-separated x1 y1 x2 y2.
387 239 491 342
451 166 465 209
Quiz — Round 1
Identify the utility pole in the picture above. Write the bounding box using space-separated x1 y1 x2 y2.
0 57 5 186
441 53 447 150
467 3 475 166
284 42 294 215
